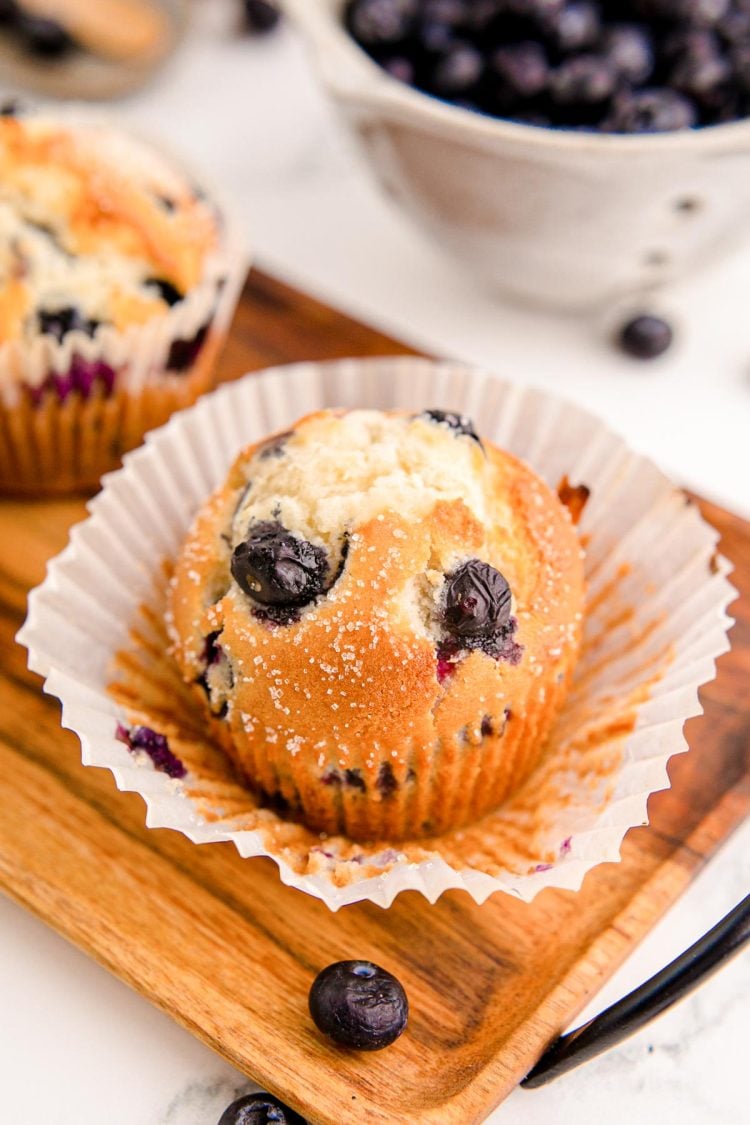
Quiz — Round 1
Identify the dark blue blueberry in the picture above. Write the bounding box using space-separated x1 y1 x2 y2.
166 323 208 372
547 2 601 53
257 430 293 460
382 54 415 83
668 31 732 104
38 306 99 343
243 0 282 33
492 41 549 100
231 521 329 608
605 87 697 131
601 24 654 85
442 559 512 640
618 314 674 359
17 14 72 57
432 40 483 93
346 0 415 48
148 278 183 307
719 8 750 46
417 18 455 55
217 1092 306 1125
421 408 482 444
115 724 186 779
309 961 408 1050
634 0 729 25
550 54 617 105
376 761 398 796
505 0 565 18
732 42 750 91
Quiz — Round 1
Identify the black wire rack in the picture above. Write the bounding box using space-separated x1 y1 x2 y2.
522 892 750 1088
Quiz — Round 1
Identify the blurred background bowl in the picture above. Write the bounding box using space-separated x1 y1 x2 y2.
284 0 750 311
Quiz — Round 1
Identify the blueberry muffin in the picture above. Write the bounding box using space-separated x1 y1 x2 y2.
0 110 244 495
168 408 585 842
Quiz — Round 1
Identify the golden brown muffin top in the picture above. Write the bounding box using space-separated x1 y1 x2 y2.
0 114 219 346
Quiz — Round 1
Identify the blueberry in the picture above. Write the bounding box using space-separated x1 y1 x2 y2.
732 41 750 91
257 430 293 460
550 54 617 105
638 0 729 25
492 41 550 101
432 40 484 94
17 14 72 57
669 31 732 104
719 8 750 45
618 314 674 359
217 1092 306 1125
547 2 602 54
37 306 99 342
231 521 329 608
421 408 482 443
505 0 565 19
147 278 183 307
115 724 186 779
605 87 697 131
417 18 455 55
442 559 512 640
308 961 408 1050
346 0 415 48
166 324 208 371
243 0 281 33
376 761 398 796
601 24 654 85
381 54 415 82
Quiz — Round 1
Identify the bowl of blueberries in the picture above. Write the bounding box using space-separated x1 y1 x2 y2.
285 0 750 309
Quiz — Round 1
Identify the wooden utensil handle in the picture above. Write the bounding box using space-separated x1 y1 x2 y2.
522 892 750 1088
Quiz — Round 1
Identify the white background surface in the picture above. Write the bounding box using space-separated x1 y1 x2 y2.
1 3 748 1123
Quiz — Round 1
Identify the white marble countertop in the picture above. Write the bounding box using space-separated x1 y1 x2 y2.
1 3 748 1123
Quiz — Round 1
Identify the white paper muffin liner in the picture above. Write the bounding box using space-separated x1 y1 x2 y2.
19 358 735 910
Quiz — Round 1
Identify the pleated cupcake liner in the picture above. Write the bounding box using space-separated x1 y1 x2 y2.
19 358 735 909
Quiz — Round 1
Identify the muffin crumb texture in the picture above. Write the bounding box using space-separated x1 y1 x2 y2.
168 409 585 841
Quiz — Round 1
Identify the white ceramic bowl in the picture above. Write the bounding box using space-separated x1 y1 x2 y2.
284 0 750 310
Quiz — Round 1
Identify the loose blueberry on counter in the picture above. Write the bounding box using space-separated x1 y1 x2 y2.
442 559 512 639
309 961 408 1050
231 521 329 608
618 313 674 359
243 0 282 34
38 306 99 343
421 408 482 444
218 1092 306 1125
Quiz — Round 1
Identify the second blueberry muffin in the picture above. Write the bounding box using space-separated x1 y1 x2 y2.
167 408 585 841
0 110 244 494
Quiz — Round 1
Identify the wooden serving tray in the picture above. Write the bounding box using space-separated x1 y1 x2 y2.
0 270 748 1125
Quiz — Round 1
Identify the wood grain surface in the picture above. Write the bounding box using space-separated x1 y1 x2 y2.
0 269 747 1125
